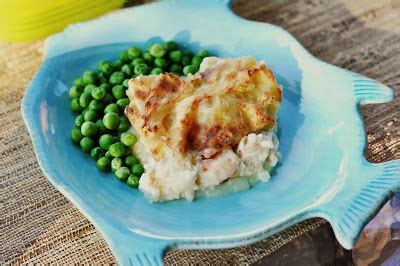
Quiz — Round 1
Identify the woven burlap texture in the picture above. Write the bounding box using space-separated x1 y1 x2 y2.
1 0 399 264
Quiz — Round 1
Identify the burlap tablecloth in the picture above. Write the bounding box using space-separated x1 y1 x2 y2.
1 0 399 264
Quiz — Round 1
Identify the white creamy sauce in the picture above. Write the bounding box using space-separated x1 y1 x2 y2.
236 130 278 182
133 129 279 202
134 141 199 202
198 149 240 189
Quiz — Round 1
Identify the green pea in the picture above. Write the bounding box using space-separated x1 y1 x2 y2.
81 121 97 137
197 49 210 58
131 163 145 176
121 64 133 77
134 63 149 75
90 147 105 161
127 46 142 59
183 65 199 75
112 85 126 100
154 57 167 68
80 136 95 153
79 92 92 108
103 112 120 130
115 166 130 182
84 84 96 94
97 72 107 84
81 108 89 116
75 115 84 127
131 57 145 67
149 43 166 58
181 56 191 66
122 79 130 88
119 50 130 62
104 103 119 114
182 49 194 57
69 85 83 98
98 60 114 75
96 119 108 134
169 50 182 63
192 56 203 66
109 142 125 158
118 116 131 133
71 127 83 144
103 93 115 104
120 132 137 146
73 77 85 87
169 64 182 74
83 71 97 85
113 59 123 69
89 99 103 111
125 155 139 167
111 157 123 172
105 150 112 158
109 71 125 85
126 174 140 188
142 52 154 63
70 98 83 113
99 83 111 92
96 157 111 172
117 98 130 110
151 67 163 75
84 110 97 122
91 86 106 100
165 41 178 51
99 134 114 150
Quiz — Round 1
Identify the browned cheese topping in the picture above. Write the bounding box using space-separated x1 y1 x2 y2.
125 57 282 161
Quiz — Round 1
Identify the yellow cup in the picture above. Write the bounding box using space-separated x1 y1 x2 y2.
0 0 125 42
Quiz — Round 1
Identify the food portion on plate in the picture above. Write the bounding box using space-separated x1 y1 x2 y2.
68 41 282 202
126 56 282 201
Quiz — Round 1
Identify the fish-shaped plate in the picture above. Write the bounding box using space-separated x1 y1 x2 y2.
22 1 400 265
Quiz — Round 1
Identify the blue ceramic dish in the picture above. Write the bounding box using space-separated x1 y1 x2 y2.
22 1 399 265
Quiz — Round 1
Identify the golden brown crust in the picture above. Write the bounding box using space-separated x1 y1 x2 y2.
125 57 282 160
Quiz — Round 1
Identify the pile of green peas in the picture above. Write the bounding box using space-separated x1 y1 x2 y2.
69 41 211 188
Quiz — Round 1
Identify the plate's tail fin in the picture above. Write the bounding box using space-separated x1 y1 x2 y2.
317 160 400 249
352 73 395 104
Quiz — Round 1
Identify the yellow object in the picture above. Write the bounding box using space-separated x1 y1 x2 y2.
0 0 125 42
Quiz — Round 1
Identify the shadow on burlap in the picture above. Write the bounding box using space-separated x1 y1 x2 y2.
1 0 399 264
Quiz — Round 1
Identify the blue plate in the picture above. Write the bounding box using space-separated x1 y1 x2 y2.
22 1 400 265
